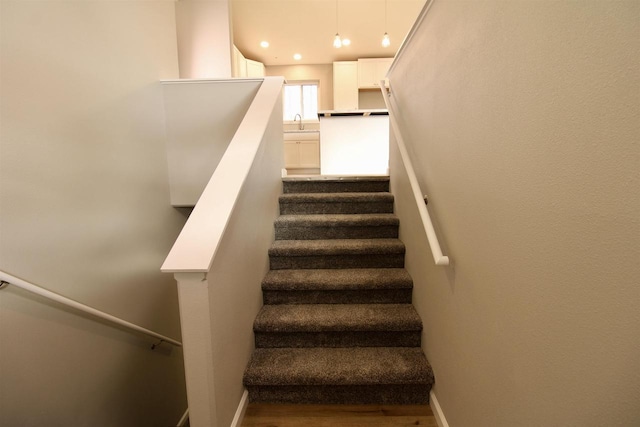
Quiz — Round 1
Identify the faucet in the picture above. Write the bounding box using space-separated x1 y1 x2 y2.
293 113 304 130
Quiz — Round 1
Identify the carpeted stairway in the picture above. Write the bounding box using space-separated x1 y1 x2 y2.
243 176 434 404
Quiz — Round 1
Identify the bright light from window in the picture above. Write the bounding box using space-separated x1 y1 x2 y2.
283 83 318 121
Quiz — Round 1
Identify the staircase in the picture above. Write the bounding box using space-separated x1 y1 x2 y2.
243 176 434 404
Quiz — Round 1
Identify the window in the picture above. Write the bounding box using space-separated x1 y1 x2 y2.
283 81 318 121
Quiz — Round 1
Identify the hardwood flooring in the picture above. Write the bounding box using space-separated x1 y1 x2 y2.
241 403 437 427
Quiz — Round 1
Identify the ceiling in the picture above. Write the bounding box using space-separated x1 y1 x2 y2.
232 0 425 66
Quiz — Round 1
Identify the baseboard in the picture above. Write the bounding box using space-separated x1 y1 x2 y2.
430 390 450 427
176 408 189 427
230 389 250 427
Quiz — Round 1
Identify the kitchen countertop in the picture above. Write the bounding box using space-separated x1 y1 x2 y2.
318 109 388 117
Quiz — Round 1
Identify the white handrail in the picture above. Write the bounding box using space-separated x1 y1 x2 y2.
0 270 183 347
380 81 450 266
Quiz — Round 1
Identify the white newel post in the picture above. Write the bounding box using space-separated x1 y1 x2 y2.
174 272 217 427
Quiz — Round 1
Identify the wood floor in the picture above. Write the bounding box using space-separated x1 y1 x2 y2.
241 403 437 427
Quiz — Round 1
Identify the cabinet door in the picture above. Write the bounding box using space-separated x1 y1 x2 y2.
358 59 377 88
298 141 320 168
283 141 300 167
246 59 265 77
232 46 247 78
376 58 393 87
358 58 393 88
333 61 358 110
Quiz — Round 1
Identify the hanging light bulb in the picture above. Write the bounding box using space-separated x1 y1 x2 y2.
382 0 390 47
382 32 390 47
334 33 342 48
333 0 342 48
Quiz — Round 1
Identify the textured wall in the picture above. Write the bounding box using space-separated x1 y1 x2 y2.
388 1 640 426
0 2 188 425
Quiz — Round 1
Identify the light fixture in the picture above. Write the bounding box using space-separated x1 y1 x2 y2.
382 33 390 47
333 0 341 48
382 0 390 47
260 41 269 48
342 38 351 46
293 53 302 60
333 34 342 48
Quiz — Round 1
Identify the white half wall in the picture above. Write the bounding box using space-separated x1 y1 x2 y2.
0 1 188 426
389 1 640 426
320 115 389 175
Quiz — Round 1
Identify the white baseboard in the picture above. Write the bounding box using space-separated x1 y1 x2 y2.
430 390 450 427
230 389 250 427
176 408 189 427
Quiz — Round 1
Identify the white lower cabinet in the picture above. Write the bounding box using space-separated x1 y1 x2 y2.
284 140 320 168
284 132 320 169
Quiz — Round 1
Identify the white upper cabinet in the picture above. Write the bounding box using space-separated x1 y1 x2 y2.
232 45 247 77
233 45 265 78
333 61 359 110
246 59 265 78
357 58 393 89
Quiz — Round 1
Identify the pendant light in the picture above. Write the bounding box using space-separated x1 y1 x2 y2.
333 0 342 48
382 0 390 47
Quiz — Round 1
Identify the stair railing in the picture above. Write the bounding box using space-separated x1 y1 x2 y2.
0 269 182 347
379 81 450 266
161 76 285 427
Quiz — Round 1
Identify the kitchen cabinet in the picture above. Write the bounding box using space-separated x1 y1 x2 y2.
246 59 265 77
232 45 247 77
284 133 320 169
233 46 265 78
333 61 358 110
357 58 393 89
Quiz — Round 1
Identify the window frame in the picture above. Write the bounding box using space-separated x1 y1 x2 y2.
283 80 320 123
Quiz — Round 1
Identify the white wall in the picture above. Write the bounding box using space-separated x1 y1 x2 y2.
0 2 188 425
388 1 640 426
320 115 389 175
266 64 334 111
163 80 261 206
176 0 233 78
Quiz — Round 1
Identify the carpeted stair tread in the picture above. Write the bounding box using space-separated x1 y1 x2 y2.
282 176 391 182
283 178 389 194
279 192 394 203
274 214 399 240
269 239 405 256
244 347 433 386
262 268 413 291
279 192 395 215
254 304 422 333
275 213 399 227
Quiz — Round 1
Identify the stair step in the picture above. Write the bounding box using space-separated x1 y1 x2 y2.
254 304 422 347
243 347 433 404
279 192 394 215
269 239 405 270
283 177 389 194
275 214 399 240
262 268 413 304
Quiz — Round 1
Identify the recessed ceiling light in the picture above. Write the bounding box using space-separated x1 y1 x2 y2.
342 38 351 46
293 53 302 60
260 41 269 48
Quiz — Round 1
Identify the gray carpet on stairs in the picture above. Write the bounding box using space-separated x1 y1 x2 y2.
243 177 434 404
